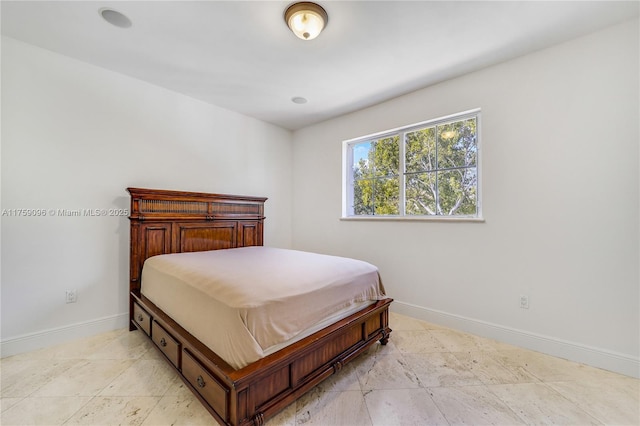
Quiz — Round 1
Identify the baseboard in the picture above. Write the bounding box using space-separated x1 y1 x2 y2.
391 300 640 379
2 306 638 379
0 313 129 358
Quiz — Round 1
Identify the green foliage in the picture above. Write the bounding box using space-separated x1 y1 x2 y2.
352 117 477 216
353 136 400 215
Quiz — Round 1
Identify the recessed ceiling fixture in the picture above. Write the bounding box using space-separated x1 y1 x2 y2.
291 97 308 104
99 8 132 28
284 2 328 40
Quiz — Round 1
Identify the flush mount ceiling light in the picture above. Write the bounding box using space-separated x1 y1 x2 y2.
284 2 328 40
99 8 132 28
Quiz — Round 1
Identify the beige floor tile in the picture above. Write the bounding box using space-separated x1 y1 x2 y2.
0 357 35 379
0 397 23 413
364 388 448 425
162 377 192 397
141 393 217 425
389 313 451 331
32 359 135 397
353 353 421 391
453 350 540 385
140 344 167 361
429 329 491 353
313 361 361 392
494 349 617 383
0 396 91 425
2 315 638 426
389 312 431 331
0 358 77 398
469 334 520 351
391 330 448 354
65 396 160 425
295 388 372 426
429 385 525 425
403 352 483 387
88 329 155 360
488 382 601 424
100 359 182 397
546 378 640 425
421 322 452 331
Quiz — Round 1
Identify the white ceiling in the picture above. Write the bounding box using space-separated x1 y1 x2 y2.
2 1 638 130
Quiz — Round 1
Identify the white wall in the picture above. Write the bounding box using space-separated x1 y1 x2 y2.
1 37 293 354
291 19 639 377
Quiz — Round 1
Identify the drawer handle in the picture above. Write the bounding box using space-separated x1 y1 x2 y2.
196 375 206 388
137 314 144 322
160 337 167 347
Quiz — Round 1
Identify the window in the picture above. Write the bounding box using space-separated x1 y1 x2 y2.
343 109 481 219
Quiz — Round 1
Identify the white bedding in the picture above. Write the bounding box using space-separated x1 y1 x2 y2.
141 246 386 369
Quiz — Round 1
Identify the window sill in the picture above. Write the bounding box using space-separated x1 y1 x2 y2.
340 216 485 223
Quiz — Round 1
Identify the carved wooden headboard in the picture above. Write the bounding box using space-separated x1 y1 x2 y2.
127 187 267 295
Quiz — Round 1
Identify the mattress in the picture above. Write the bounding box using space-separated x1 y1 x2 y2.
141 246 386 369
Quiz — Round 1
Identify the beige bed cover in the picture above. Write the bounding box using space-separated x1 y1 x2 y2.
141 246 386 369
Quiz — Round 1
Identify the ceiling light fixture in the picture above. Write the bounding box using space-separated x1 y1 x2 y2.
284 2 328 40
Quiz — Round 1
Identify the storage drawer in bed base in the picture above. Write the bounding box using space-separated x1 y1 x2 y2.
130 292 392 426
132 302 151 336
152 320 181 369
183 349 229 421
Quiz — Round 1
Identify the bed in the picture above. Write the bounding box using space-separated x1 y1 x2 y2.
127 187 393 426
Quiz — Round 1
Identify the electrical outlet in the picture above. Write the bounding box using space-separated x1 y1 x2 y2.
520 295 529 309
66 290 77 304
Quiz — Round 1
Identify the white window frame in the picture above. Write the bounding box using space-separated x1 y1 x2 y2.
342 109 483 221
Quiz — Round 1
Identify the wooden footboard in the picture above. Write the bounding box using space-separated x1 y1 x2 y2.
131 292 392 426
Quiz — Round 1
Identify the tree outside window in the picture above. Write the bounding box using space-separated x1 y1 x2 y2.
346 110 480 218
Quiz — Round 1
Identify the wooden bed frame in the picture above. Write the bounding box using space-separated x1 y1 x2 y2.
127 187 393 426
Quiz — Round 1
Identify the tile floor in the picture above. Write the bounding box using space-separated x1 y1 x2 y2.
1 313 638 425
